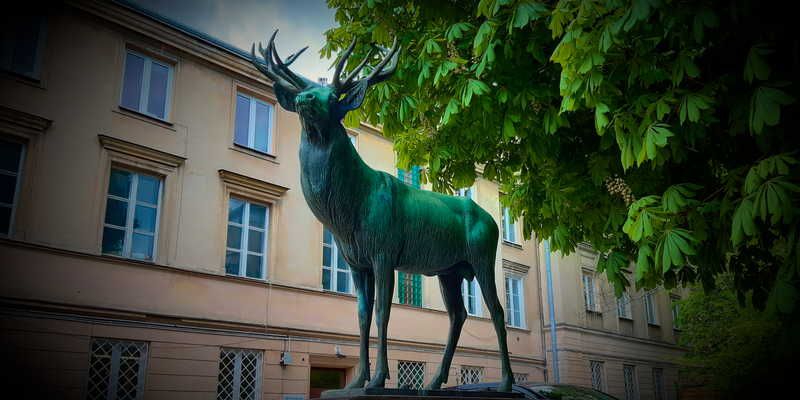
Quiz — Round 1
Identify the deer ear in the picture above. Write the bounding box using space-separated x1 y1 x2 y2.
273 84 297 112
335 80 369 117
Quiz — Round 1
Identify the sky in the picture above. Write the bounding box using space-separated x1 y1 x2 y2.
131 0 337 81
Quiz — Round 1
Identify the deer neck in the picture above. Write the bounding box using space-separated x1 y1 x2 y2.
298 119 371 233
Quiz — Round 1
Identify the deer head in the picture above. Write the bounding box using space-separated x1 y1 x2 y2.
251 30 399 133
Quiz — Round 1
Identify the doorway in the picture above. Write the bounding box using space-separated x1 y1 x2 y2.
309 367 347 398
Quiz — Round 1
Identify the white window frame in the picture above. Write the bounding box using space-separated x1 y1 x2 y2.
456 186 475 199
0 138 25 237
397 360 425 389
501 206 518 244
505 274 525 328
459 365 484 385
102 167 163 261
671 295 681 329
1 15 47 80
322 227 354 294
217 348 264 400
617 291 632 319
234 92 275 154
86 338 149 400
645 291 659 325
226 197 269 280
462 277 482 317
582 272 598 312
120 49 174 121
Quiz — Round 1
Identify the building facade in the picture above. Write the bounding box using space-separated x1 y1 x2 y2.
0 1 547 399
539 243 686 400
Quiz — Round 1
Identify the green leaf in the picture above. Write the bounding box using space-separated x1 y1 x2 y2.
731 198 756 246
446 22 473 42
635 244 653 282
424 38 442 54
503 115 516 138
744 44 772 83
441 99 459 125
657 229 697 273
595 103 610 133
749 86 796 134
679 94 712 125
473 21 494 56
663 183 699 213
512 0 547 29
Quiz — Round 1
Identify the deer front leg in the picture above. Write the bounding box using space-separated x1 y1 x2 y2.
345 267 375 389
366 261 394 389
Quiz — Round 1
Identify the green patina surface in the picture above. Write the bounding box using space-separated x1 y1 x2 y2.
250 31 514 392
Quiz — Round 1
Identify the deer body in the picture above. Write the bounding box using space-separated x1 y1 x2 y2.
251 32 514 392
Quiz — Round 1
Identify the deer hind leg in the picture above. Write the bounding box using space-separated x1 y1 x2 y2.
473 263 515 392
345 267 375 389
426 272 467 390
366 259 394 389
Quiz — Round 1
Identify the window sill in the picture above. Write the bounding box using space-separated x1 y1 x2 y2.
224 272 267 283
231 144 279 165
502 240 523 249
648 322 661 327
1 69 45 89
586 310 602 315
506 325 529 333
322 288 356 297
116 106 175 130
618 316 634 321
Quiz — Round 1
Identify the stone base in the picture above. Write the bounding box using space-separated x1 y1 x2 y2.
318 388 523 400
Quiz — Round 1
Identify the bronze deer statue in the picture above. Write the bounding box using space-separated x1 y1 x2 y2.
250 31 514 392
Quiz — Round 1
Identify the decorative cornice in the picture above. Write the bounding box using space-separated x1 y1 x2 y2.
98 134 186 168
0 105 52 137
218 169 290 200
503 258 530 275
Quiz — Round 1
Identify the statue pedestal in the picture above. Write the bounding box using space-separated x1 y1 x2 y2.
318 388 523 400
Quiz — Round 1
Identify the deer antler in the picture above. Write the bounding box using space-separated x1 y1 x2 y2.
331 37 400 94
251 30 310 91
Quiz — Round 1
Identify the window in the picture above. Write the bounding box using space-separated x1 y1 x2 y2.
86 338 148 400
501 206 518 243
456 186 474 199
459 365 484 385
226 198 269 279
513 373 528 383
102 168 162 261
505 275 525 328
322 227 352 294
1 15 45 79
617 292 632 319
653 368 665 400
397 166 421 188
217 348 263 400
397 361 425 389
234 92 274 154
645 291 658 325
671 295 681 329
0 138 24 235
623 365 638 400
397 272 422 307
582 272 597 312
120 50 173 120
462 278 482 317
590 361 605 391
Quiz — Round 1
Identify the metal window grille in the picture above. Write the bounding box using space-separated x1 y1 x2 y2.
86 338 148 400
397 361 425 389
623 365 638 400
398 272 422 306
590 361 604 391
653 368 664 400
217 348 263 400
513 373 528 383
459 366 484 385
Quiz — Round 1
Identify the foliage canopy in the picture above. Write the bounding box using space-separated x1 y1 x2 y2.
323 0 799 308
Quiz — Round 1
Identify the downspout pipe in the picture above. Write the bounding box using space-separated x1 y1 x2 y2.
544 239 560 383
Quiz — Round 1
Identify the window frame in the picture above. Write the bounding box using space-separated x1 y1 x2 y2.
617 291 633 319
397 360 425 389
671 295 681 330
582 272 598 312
652 367 665 400
101 166 164 262
462 277 482 317
85 338 149 400
217 348 264 400
456 186 475 200
0 137 26 237
590 360 606 392
623 364 639 400
501 206 519 244
505 274 525 328
322 227 354 294
1 15 47 81
233 91 275 155
644 291 659 325
225 196 270 281
119 49 174 122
